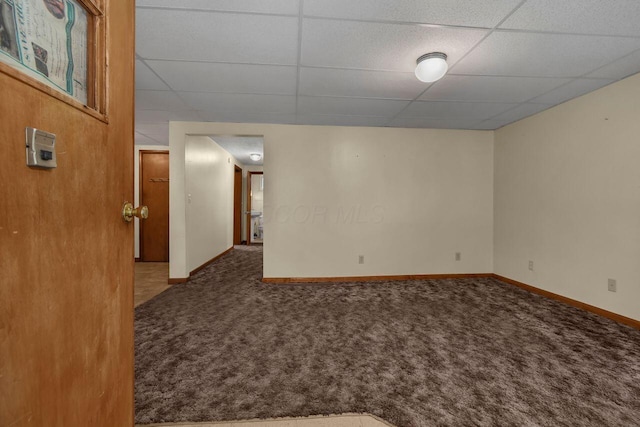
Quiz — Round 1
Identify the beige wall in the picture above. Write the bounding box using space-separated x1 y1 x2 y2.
494 73 640 321
183 136 240 274
168 73 640 321
169 132 244 278
169 122 495 280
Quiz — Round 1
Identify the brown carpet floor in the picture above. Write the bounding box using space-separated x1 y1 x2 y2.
135 246 640 426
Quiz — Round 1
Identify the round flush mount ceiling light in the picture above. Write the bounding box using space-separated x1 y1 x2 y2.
415 52 448 83
249 153 262 161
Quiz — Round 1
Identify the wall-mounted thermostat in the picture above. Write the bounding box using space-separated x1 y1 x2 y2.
26 127 57 168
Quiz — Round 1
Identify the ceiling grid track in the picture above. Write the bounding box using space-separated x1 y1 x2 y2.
133 1 640 138
294 0 305 122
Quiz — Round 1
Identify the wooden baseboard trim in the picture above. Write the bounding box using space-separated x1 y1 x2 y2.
492 274 640 330
189 247 234 277
167 247 234 285
263 272 639 329
262 273 493 284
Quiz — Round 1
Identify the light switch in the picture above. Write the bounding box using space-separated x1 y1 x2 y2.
26 127 57 168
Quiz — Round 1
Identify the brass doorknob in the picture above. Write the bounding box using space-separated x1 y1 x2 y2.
122 202 149 222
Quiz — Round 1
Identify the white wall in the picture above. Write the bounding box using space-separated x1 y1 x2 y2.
183 136 239 274
494 73 640 321
170 130 251 278
134 144 169 259
169 126 187 278
265 126 494 278
250 174 264 212
169 122 494 280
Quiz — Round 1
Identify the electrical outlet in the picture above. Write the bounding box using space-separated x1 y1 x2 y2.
455 252 461 261
528 260 534 271
358 255 364 264
608 279 617 292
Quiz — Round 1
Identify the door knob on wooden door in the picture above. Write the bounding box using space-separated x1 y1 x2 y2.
122 202 149 222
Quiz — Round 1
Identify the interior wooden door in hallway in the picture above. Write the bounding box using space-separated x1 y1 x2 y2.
140 151 170 262
0 1 136 426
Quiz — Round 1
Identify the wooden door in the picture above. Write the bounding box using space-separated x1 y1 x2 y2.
234 165 242 245
0 1 135 426
140 151 169 262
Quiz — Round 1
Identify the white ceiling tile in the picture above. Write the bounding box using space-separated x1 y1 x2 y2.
146 60 297 94
420 75 570 103
296 114 390 127
301 19 488 72
500 0 640 36
198 111 297 124
299 67 427 99
136 110 203 123
452 31 640 77
297 96 409 117
136 123 169 137
136 60 170 90
398 101 516 120
136 90 190 110
136 0 299 15
304 0 522 27
470 120 507 130
135 133 164 145
181 93 296 114
133 0 640 131
586 49 640 79
136 9 298 64
486 103 553 123
529 79 615 104
147 134 170 145
388 116 482 129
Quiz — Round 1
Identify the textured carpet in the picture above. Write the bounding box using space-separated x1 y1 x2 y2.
135 246 640 427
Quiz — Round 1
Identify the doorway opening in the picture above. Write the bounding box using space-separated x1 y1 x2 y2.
209 135 264 246
136 150 170 307
247 171 264 245
234 165 243 245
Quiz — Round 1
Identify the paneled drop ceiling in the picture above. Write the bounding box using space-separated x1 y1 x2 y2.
135 0 640 145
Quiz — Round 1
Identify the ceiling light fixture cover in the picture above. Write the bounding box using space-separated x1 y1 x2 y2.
415 52 448 83
249 153 262 161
